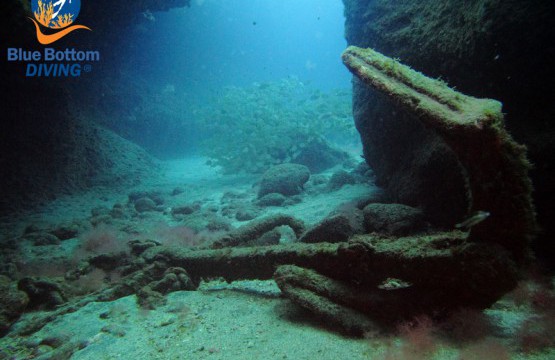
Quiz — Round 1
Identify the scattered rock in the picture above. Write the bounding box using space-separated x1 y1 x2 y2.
134 197 157 213
310 174 328 186
299 208 362 243
171 187 185 196
110 204 126 219
0 275 29 335
25 232 61 246
128 190 164 205
355 190 390 209
172 205 198 216
91 206 111 218
221 191 248 203
363 203 426 236
327 170 356 191
128 239 161 256
23 224 42 235
256 193 286 207
90 215 113 226
258 164 310 198
89 252 130 271
18 277 66 310
49 222 80 240
290 139 350 173
236 208 259 221
283 195 303 206
206 218 233 232
101 324 127 337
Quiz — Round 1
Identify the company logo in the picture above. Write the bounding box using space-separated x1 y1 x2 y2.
30 0 91 44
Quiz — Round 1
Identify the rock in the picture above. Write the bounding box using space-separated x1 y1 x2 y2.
236 208 259 222
18 277 66 310
23 224 42 235
327 170 356 191
363 203 425 236
300 215 354 243
300 212 363 243
290 138 350 173
128 191 164 205
110 204 126 219
171 187 185 196
310 174 328 186
90 214 113 226
206 218 232 232
134 197 157 213
283 195 303 206
258 164 310 198
89 252 131 271
0 275 29 335
171 204 199 216
50 222 81 240
91 206 111 217
256 193 286 207
128 239 161 256
355 190 390 209
221 191 248 203
25 232 61 246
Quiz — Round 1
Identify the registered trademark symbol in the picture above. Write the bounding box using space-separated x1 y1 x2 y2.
83 64 92 72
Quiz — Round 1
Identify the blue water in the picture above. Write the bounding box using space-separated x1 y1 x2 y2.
125 0 350 99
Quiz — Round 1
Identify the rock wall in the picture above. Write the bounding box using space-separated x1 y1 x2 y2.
343 0 555 261
0 0 190 216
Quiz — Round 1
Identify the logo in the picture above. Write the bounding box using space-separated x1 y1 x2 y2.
30 0 91 44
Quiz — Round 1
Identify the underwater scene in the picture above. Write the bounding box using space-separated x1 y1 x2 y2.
1 0 555 359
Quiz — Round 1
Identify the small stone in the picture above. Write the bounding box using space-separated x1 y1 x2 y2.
134 197 157 213
236 209 258 221
50 222 80 240
256 193 286 207
258 164 310 198
26 232 61 246
172 205 197 216
327 170 356 191
171 187 185 196
363 203 425 236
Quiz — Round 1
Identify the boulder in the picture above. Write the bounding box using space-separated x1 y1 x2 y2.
327 170 356 191
363 203 425 236
134 197 157 213
258 164 310 198
256 193 286 207
0 276 29 335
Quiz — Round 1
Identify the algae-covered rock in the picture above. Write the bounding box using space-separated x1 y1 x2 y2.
300 214 359 243
134 197 157 213
0 276 29 335
327 169 356 191
18 277 66 310
290 139 350 173
363 203 425 236
256 193 286 207
258 164 310 198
